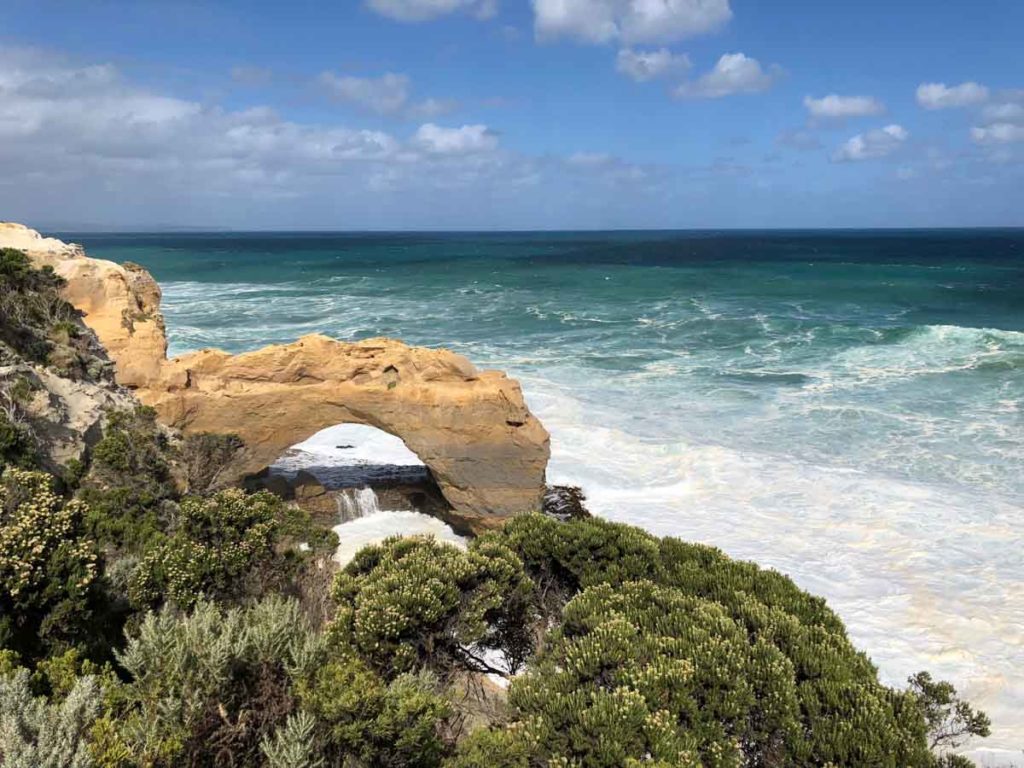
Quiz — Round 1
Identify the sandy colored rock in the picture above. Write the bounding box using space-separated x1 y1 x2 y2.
0 223 167 388
1 224 550 525
1 361 139 474
142 334 549 526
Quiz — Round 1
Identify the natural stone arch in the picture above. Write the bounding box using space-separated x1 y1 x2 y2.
139 335 549 531
5 223 551 530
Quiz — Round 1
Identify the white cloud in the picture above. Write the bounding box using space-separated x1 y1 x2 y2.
982 101 1024 124
0 46 516 199
317 72 459 120
533 0 732 45
367 0 496 22
318 72 411 115
971 123 1024 145
833 124 908 161
804 94 884 119
413 123 499 154
616 47 690 82
565 152 657 187
916 81 989 110
0 46 678 228
673 53 780 99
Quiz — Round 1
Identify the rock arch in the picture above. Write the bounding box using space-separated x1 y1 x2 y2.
141 335 549 531
4 224 550 530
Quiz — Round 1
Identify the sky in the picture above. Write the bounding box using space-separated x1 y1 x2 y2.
1 0 1022 230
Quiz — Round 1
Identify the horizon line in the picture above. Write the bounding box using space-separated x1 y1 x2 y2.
44 224 1024 235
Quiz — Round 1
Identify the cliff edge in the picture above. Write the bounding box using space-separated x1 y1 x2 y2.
0 224 550 527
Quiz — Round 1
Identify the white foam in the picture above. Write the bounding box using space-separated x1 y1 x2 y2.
333 510 466 568
802 324 1024 393
291 424 423 467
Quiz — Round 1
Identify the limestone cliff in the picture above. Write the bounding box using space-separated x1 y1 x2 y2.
0 223 167 388
0 226 140 474
1 224 550 525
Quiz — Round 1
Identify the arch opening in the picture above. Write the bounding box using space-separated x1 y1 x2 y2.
255 423 466 566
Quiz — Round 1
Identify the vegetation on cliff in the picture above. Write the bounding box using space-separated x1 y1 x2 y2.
0 251 992 766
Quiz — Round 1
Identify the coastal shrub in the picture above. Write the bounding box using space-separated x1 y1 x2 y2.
489 513 663 617
0 469 99 661
0 667 103 768
128 488 334 609
0 377 38 472
472 516 946 767
449 578 933 768
77 406 178 551
443 726 533 768
97 597 322 767
260 710 323 768
179 431 245 494
0 248 100 380
909 671 991 755
298 659 451 767
0 412 37 472
0 248 67 365
330 536 534 679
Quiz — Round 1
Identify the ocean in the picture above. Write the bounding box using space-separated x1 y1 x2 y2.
69 229 1023 755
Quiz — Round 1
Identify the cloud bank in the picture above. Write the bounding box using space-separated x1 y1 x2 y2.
367 0 497 22
916 81 989 110
804 94 884 120
533 0 732 44
834 124 908 161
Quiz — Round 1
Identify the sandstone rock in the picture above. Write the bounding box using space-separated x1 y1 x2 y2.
291 470 337 518
141 334 550 526
1 361 139 474
0 223 168 388
1 224 550 526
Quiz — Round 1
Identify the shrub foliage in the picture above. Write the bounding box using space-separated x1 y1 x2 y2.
0 469 99 660
0 469 994 766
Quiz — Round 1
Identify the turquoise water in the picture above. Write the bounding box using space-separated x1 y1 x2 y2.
72 230 1023 753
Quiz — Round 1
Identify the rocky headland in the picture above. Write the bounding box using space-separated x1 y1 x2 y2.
0 223 550 532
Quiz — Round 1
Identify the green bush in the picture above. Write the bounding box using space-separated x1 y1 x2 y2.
0 666 102 767
179 431 244 494
299 658 451 767
260 710 323 768
908 671 991 756
129 488 335 609
0 247 99 379
97 597 322 768
77 407 178 552
330 536 533 679
0 412 37 472
493 580 925 766
456 515 944 767
0 469 100 661
490 513 665 618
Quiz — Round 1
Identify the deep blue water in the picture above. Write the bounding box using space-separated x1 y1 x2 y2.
66 229 1024 751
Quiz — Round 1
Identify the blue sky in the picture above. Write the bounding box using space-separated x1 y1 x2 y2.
1 0 1022 229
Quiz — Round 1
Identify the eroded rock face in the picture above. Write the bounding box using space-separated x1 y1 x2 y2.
0 223 167 388
1 224 550 525
142 335 549 529
2 361 139 474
